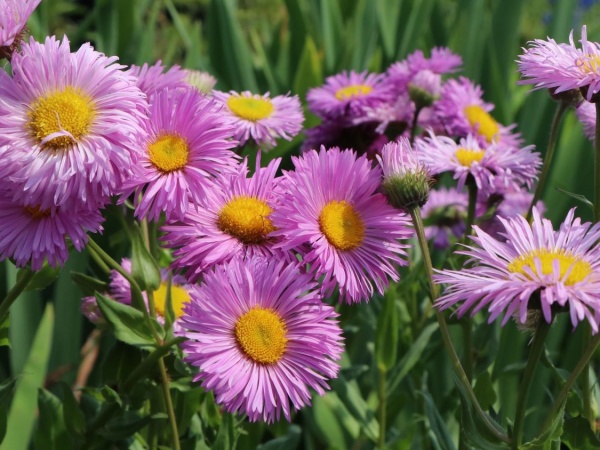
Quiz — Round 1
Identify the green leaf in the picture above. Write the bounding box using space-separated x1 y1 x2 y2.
292 36 323 101
18 265 60 292
320 0 344 73
34 389 72 450
70 272 107 297
419 388 457 450
386 322 438 395
375 289 399 372
256 424 301 450
0 315 9 348
130 224 161 292
474 372 497 412
0 378 16 442
102 340 145 385
96 293 160 348
59 382 86 438
3 304 54 450
100 410 155 441
560 417 600 449
554 188 594 211
212 413 240 450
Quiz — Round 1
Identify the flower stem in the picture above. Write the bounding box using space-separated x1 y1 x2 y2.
378 368 387 449
410 106 423 145
594 101 600 223
511 317 552 449
537 330 600 440
408 207 510 444
463 181 478 241
526 102 568 222
0 268 35 320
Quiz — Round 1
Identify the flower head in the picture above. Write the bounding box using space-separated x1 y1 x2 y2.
0 0 40 48
184 69 217 94
121 88 238 222
271 147 412 303
179 256 343 423
307 71 392 121
0 36 146 210
518 26 600 102
576 100 596 141
128 60 188 99
435 208 600 332
213 90 304 148
162 157 290 282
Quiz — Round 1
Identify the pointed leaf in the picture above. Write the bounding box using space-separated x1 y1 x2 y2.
375 289 399 372
130 225 161 291
59 382 86 438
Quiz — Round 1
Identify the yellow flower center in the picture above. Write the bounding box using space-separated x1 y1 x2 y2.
153 282 191 319
28 87 96 150
226 96 274 122
507 249 592 286
455 147 486 167
578 55 600 74
335 84 373 101
464 105 500 143
217 196 275 244
148 133 190 173
235 306 287 364
318 200 365 251
24 206 51 220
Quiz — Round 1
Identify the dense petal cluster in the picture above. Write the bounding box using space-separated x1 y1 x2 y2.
435 208 600 332
179 256 343 423
0 0 41 47
128 60 189 99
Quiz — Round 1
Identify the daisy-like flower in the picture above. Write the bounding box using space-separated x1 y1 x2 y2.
179 256 343 423
0 36 146 210
0 0 41 49
271 147 412 304
377 137 432 209
0 188 103 270
576 100 596 141
162 157 288 282
212 90 304 148
307 70 392 121
184 69 217 94
121 88 239 222
417 132 541 194
434 77 521 146
517 25 600 102
435 208 600 332
128 60 188 99
421 187 468 249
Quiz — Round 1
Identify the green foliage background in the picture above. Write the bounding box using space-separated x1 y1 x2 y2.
2 0 600 448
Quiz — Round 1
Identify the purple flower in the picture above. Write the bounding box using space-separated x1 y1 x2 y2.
179 256 343 423
422 187 468 249
128 60 189 99
271 147 412 303
435 208 600 332
576 100 596 140
0 0 41 47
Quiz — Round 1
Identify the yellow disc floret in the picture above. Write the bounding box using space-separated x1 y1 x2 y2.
235 306 287 364
153 282 191 319
455 147 485 167
318 200 366 251
507 249 592 285
217 196 275 244
464 105 500 143
148 133 190 173
578 55 600 75
335 84 373 100
28 87 96 150
227 96 274 121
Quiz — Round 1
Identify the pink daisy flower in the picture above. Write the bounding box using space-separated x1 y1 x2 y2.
434 77 522 146
0 36 146 210
121 88 239 222
0 0 40 48
271 147 412 304
435 207 600 332
179 256 343 423
128 60 188 99
422 187 468 249
517 25 600 102
0 188 103 270
576 100 596 141
306 70 393 121
212 90 304 148
417 132 541 194
162 157 288 282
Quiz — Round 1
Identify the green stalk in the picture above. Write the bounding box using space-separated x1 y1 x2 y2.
511 317 552 449
594 101 600 223
408 207 509 444
582 325 593 428
463 181 478 241
526 102 568 222
410 106 423 144
537 330 600 440
378 368 387 449
0 269 35 320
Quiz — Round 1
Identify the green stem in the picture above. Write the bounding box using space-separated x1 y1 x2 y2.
378 368 387 449
537 331 600 440
526 102 568 222
461 319 473 382
512 317 552 449
0 269 35 320
595 101 600 223
409 207 510 444
141 219 157 318
463 181 478 242
582 325 593 428
87 246 111 275
410 106 423 145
